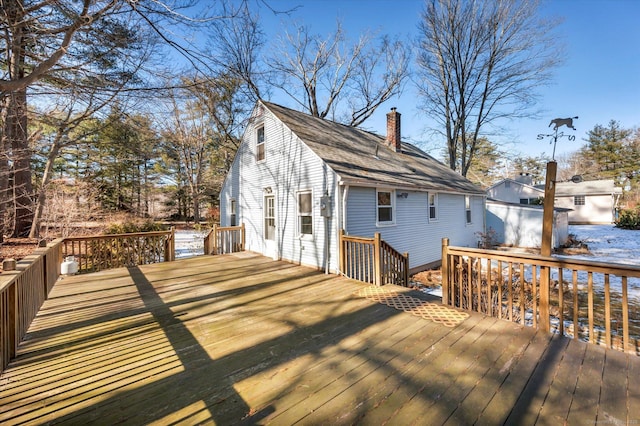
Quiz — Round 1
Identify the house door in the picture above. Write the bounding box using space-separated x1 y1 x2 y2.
264 195 278 260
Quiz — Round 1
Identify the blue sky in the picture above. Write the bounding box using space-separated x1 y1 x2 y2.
257 0 640 160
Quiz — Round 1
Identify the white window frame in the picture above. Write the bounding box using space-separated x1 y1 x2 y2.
465 195 472 225
297 190 313 238
428 192 438 222
376 188 395 226
574 195 585 206
229 199 237 226
256 125 265 163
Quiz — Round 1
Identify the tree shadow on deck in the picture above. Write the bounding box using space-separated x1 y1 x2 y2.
4 256 594 425
46 264 408 424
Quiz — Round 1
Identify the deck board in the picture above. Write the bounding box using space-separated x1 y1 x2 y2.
1 253 639 425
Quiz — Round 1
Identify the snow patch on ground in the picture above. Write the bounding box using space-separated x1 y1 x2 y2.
174 230 208 259
560 225 640 299
565 224 640 266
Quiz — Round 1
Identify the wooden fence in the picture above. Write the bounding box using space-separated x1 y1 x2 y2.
204 224 245 255
1 239 63 373
339 230 409 286
61 229 175 274
441 238 640 355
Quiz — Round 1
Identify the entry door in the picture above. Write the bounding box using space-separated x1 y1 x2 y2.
264 195 278 260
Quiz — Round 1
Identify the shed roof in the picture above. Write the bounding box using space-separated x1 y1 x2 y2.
545 179 622 196
263 101 483 194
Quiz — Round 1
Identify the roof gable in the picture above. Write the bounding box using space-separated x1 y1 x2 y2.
261 101 483 194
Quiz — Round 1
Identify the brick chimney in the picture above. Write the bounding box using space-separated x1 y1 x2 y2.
386 107 401 152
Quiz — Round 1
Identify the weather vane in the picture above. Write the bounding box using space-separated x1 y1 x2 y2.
537 116 578 159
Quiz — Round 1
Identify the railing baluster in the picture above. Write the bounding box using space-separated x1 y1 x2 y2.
572 270 579 340
477 258 483 313
622 276 630 353
588 272 594 344
520 263 525 325
486 258 492 316
508 262 513 322
558 268 564 335
532 265 537 329
498 260 503 320
604 274 611 348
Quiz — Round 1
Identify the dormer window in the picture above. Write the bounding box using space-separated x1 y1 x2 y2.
256 126 265 162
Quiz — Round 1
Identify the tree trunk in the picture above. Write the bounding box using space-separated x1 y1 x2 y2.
5 1 34 237
7 88 33 237
0 97 10 242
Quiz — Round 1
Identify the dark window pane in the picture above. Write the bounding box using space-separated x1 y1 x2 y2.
378 207 392 222
377 191 391 206
299 192 312 214
300 216 312 234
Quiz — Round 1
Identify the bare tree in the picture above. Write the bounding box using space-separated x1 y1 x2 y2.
159 89 215 224
0 0 239 236
416 0 561 177
269 22 410 126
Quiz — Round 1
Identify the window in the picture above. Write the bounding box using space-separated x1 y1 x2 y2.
465 195 472 224
298 191 313 236
264 195 275 240
377 189 394 224
429 193 438 221
256 126 265 162
230 199 237 226
574 195 585 206
520 198 530 205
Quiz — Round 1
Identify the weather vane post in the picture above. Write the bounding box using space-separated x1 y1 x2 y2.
537 116 578 160
537 116 578 332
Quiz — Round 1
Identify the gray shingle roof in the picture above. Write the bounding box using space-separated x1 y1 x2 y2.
536 179 622 196
263 101 484 195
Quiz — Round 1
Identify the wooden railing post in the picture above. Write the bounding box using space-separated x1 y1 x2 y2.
339 229 345 275
241 223 246 251
441 238 450 305
374 232 382 286
8 281 17 367
212 224 218 255
403 252 409 287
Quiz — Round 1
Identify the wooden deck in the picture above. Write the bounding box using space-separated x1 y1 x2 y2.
1 253 638 425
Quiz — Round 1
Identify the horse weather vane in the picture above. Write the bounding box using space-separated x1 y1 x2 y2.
537 116 578 159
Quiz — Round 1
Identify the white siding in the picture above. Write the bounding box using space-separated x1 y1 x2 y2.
555 194 615 224
486 202 569 248
345 187 484 269
220 106 340 271
487 181 543 204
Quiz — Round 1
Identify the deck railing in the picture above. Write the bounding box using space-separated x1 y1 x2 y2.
0 229 177 374
204 224 245 255
1 239 63 373
339 230 409 286
441 238 640 355
61 228 175 274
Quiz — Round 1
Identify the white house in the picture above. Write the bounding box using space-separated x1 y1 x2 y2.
486 175 544 205
553 179 622 224
220 101 486 274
